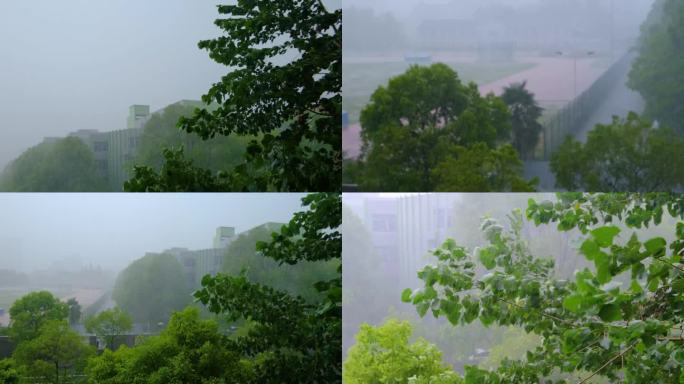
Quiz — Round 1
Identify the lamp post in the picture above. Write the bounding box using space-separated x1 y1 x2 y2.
555 50 595 99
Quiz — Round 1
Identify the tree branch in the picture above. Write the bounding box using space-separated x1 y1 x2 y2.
577 342 637 384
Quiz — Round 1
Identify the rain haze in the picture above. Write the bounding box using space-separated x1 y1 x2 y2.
342 193 680 374
342 0 658 190
0 193 306 273
0 0 228 169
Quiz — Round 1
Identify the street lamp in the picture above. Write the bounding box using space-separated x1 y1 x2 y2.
555 50 596 99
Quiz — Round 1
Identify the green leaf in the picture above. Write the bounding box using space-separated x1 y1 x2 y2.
598 304 622 322
401 288 413 303
673 279 684 293
630 279 643 294
591 226 620 247
563 294 584 313
479 247 496 270
580 239 600 260
644 237 666 256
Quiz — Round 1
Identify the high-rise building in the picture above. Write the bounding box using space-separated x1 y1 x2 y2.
213 227 237 249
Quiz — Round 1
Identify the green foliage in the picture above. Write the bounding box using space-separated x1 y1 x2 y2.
501 81 543 160
343 320 463 384
134 103 251 174
351 63 533 191
550 112 684 191
628 0 684 134
433 143 536 192
85 307 249 384
0 137 107 192
126 1 341 192
84 308 133 350
9 291 68 343
194 193 341 383
67 298 81 325
0 359 19 384
13 320 93 383
222 225 338 302
403 193 684 383
112 253 192 325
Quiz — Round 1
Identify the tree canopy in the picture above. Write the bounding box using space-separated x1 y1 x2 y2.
344 319 462 384
85 307 133 351
0 137 107 192
400 193 684 383
112 253 192 325
550 112 684 191
8 291 68 343
195 193 341 383
12 320 93 383
628 0 684 134
221 224 339 302
125 1 341 192
85 307 249 384
133 102 251 174
501 81 543 160
349 63 535 191
84 193 341 383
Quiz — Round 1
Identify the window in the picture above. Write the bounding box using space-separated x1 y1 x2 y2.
372 214 397 232
94 142 108 152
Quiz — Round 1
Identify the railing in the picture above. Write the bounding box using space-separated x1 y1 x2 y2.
539 51 636 160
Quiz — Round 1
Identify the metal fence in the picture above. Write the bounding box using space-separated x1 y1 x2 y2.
540 52 636 160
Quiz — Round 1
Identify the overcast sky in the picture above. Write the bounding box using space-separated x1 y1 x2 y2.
0 0 230 169
0 193 307 272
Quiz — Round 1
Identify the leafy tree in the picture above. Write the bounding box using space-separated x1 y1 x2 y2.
134 102 250 174
66 298 81 325
550 113 684 191
0 137 107 192
112 253 191 325
433 143 536 192
85 307 250 384
628 0 684 134
85 308 133 350
13 320 93 383
351 64 533 191
195 193 341 383
501 81 543 160
221 224 339 302
9 291 68 343
0 359 19 384
344 319 463 384
402 193 684 383
125 1 341 192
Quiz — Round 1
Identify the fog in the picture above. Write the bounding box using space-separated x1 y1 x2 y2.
0 193 306 273
0 1 226 169
342 193 679 367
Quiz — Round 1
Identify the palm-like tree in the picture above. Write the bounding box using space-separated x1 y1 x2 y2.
501 81 544 160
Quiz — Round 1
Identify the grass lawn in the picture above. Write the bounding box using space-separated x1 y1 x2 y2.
343 60 537 124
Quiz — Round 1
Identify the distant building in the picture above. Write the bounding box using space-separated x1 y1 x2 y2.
213 227 237 249
40 100 203 190
349 194 459 282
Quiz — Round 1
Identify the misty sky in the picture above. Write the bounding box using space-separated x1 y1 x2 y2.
0 0 229 169
0 193 307 272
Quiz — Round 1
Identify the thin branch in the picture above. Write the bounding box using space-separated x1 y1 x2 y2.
577 342 637 384
497 297 575 326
